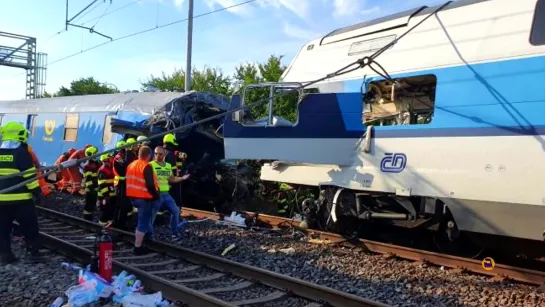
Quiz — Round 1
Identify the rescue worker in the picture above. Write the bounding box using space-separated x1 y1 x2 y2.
125 146 159 255
82 146 100 221
150 146 190 240
162 133 187 209
137 135 150 147
124 138 139 220
0 122 42 264
137 136 152 162
27 144 52 197
67 145 92 194
97 153 116 225
125 138 138 165
113 140 129 229
54 148 76 191
276 182 294 215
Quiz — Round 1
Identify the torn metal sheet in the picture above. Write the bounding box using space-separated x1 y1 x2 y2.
111 91 264 211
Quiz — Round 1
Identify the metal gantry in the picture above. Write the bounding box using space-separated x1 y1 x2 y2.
0 31 47 99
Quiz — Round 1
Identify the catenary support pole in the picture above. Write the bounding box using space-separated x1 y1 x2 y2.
185 0 194 92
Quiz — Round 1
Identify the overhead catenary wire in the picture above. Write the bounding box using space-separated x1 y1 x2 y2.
0 1 452 195
48 0 259 67
79 0 142 26
4 0 148 79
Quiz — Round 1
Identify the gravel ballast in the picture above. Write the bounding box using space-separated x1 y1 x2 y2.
1 226 174 306
0 242 106 307
42 192 545 307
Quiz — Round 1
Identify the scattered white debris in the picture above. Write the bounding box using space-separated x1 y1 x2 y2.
279 247 295 255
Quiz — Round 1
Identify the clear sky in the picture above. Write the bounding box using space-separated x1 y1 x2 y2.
0 0 446 100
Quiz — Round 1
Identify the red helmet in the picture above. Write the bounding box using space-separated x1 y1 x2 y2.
68 148 77 155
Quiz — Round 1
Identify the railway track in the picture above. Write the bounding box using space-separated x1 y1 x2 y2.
35 206 388 307
181 207 545 289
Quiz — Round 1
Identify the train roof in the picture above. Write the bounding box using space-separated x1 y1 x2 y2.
321 0 490 44
0 91 185 114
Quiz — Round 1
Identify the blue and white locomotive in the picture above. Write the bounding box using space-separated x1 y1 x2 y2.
223 0 545 254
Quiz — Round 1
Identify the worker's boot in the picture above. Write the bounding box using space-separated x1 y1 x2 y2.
133 245 149 256
11 224 23 239
25 244 44 263
0 252 18 265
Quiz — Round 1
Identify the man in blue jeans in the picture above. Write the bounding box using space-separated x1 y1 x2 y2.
149 146 190 241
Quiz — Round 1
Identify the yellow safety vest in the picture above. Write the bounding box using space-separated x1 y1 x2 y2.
149 161 172 192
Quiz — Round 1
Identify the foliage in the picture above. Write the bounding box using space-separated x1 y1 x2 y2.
142 67 232 97
142 54 299 122
44 77 119 97
45 55 301 121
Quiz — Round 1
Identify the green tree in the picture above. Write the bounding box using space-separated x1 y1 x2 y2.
140 55 299 122
40 91 53 98
142 67 232 97
50 77 119 97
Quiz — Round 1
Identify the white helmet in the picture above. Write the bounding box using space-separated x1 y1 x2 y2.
136 136 147 142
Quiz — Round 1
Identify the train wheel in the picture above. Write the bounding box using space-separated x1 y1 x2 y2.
433 213 484 259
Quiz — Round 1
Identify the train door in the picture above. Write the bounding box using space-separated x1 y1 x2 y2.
101 112 117 152
26 114 37 141
0 114 3 142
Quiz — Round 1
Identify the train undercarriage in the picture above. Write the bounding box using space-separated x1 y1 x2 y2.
274 184 545 260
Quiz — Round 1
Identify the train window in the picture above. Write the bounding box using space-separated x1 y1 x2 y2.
102 115 114 144
237 83 302 127
530 0 545 46
363 74 436 126
27 115 37 136
63 113 79 141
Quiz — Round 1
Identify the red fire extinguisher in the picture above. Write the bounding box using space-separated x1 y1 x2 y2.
90 224 113 282
98 225 113 282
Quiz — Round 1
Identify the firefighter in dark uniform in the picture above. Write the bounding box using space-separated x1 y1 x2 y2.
97 153 116 225
113 140 128 229
162 133 187 209
125 138 139 219
82 146 100 221
0 122 42 264
125 138 138 165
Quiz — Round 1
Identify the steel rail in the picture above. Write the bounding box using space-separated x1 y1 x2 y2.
38 227 235 306
181 208 545 287
36 206 389 307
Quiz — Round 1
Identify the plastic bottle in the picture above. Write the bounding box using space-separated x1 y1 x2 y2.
130 280 142 292
112 272 136 303
66 282 100 307
49 297 64 307
61 262 83 271
121 291 163 307
77 270 113 298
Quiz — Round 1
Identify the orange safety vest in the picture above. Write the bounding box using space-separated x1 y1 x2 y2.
126 159 158 199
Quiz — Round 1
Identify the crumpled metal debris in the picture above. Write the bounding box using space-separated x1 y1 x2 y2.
113 91 265 212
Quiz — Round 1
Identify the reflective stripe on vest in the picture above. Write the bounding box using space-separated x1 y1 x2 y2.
113 154 125 186
114 175 125 186
126 160 158 199
149 161 172 192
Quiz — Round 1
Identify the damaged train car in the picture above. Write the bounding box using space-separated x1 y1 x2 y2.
0 91 262 211
110 91 264 211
